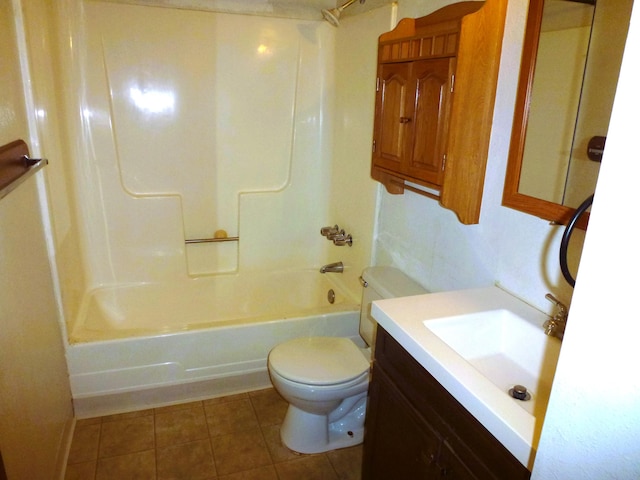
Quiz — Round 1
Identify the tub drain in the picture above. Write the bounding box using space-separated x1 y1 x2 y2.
327 289 336 304
509 384 531 401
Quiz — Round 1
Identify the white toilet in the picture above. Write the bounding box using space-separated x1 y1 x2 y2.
267 266 427 454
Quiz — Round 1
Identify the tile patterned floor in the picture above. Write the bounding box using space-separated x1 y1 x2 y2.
64 388 362 479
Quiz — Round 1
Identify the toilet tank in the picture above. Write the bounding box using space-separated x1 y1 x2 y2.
359 267 427 346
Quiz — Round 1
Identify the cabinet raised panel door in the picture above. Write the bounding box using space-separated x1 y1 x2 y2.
373 58 454 188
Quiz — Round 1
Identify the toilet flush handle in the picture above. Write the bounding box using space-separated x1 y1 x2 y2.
359 276 368 288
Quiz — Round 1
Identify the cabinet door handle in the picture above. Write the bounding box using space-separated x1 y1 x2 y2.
399 116 412 123
419 451 436 466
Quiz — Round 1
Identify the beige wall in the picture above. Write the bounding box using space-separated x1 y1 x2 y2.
0 1 73 478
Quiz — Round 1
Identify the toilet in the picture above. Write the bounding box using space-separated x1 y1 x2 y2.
267 266 427 454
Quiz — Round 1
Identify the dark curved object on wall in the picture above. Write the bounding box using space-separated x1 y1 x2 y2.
560 194 594 287
0 139 47 200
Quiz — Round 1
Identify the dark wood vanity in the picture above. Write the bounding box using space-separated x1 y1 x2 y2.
362 327 531 479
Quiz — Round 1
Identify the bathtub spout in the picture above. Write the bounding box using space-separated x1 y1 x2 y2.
320 262 344 274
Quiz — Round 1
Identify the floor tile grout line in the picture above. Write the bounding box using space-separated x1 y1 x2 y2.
93 419 103 480
248 392 277 468
203 399 221 479
153 410 157 480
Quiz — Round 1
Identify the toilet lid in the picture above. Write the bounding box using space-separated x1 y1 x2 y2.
269 337 370 386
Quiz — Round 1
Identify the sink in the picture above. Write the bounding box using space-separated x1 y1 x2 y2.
424 309 561 416
370 286 562 469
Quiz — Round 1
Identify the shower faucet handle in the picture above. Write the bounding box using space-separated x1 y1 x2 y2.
328 229 345 240
320 225 340 237
332 233 353 247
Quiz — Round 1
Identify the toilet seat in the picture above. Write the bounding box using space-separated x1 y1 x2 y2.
268 337 370 386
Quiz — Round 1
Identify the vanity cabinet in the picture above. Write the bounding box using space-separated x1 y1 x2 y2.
362 327 530 480
371 0 507 224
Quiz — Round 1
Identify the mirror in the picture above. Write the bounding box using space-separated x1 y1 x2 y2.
503 0 633 225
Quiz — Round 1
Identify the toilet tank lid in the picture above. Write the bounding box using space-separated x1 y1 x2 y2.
362 266 427 299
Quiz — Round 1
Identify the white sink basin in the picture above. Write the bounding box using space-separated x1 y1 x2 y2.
371 286 562 470
424 309 561 417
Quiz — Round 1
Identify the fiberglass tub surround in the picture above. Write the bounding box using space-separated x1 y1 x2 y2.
66 2 336 295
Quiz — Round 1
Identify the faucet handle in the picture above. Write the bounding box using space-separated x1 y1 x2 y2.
320 225 340 237
545 293 568 316
333 233 353 247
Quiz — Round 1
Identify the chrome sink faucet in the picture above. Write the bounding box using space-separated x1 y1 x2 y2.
544 293 568 340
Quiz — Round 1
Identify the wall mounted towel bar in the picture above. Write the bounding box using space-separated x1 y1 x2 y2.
0 139 47 200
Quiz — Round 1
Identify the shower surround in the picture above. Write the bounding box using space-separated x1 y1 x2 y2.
37 0 371 415
68 2 334 283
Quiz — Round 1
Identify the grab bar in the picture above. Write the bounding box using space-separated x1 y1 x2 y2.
0 139 48 200
185 236 239 244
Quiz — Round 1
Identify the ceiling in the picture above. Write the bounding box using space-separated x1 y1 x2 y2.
102 0 392 21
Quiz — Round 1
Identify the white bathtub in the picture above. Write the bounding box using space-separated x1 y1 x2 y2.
67 270 361 418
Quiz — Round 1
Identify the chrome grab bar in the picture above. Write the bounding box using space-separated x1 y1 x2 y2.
185 236 239 244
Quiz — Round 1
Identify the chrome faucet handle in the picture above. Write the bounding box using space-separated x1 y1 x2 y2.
327 229 345 240
333 233 353 247
320 225 340 237
544 293 568 340
545 293 568 318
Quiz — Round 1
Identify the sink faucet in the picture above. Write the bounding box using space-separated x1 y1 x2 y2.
320 261 344 274
544 293 568 340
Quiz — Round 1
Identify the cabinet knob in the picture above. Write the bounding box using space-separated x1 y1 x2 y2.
399 116 412 123
419 451 436 466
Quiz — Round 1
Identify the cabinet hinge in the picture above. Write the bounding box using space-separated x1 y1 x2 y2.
376 77 380 92
372 139 376 152
450 74 455 93
442 153 447 170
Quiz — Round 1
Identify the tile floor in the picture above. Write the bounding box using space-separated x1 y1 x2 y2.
64 388 362 479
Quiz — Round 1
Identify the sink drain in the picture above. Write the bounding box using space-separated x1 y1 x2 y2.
509 385 531 401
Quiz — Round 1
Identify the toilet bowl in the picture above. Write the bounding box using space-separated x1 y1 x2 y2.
267 266 427 454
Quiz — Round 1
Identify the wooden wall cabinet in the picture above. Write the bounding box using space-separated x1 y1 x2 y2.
362 327 531 479
371 0 507 224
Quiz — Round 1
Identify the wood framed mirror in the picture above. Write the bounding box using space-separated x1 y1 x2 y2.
503 0 633 225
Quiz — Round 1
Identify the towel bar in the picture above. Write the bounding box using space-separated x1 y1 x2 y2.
0 139 47 200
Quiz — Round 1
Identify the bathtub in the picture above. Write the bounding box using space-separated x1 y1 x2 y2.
66 270 361 418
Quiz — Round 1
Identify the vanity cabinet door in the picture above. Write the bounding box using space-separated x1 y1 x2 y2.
363 327 531 480
363 366 442 480
437 440 479 480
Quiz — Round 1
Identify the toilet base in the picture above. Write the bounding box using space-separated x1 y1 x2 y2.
279 393 366 454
